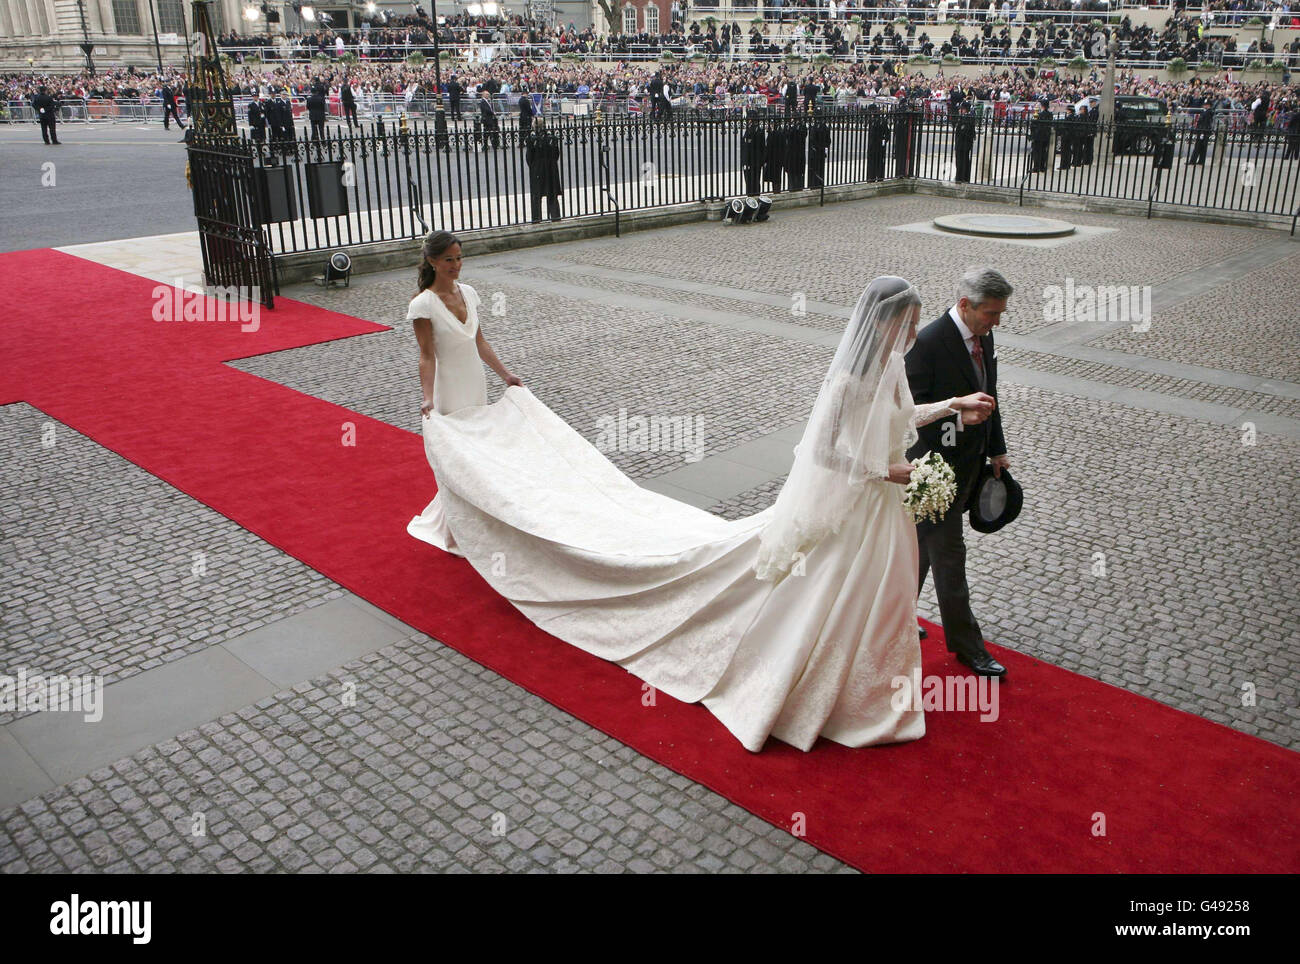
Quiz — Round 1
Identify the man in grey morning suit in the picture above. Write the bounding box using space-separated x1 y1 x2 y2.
905 267 1013 678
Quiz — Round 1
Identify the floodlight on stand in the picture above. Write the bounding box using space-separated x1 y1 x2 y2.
243 4 260 21
317 251 353 287
755 195 772 221
301 5 316 22
722 197 745 224
740 197 759 223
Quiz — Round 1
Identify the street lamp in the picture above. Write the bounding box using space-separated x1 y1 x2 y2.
147 0 166 74
76 0 96 73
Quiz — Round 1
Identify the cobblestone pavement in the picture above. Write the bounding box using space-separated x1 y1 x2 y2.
1 638 847 874
547 194 1267 336
993 347 1300 420
1090 251 1300 383
3 194 1297 872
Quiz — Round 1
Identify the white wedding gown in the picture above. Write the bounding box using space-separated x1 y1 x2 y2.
407 308 955 751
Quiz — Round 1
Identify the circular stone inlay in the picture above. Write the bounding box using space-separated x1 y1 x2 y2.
933 213 1076 238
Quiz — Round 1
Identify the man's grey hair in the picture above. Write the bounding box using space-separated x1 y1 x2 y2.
958 267 1014 306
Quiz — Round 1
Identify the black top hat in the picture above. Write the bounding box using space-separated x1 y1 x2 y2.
967 462 1023 534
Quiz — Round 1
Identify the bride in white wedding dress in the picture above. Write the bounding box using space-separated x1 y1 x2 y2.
408 265 994 752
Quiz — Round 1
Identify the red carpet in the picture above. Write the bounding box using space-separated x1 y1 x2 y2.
3 248 1297 873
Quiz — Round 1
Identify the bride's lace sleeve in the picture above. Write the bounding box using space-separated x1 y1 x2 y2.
810 376 891 480
913 398 959 428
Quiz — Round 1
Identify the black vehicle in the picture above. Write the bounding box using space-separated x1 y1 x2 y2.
1112 95 1172 156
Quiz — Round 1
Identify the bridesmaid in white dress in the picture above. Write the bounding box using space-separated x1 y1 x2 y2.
406 231 522 554
410 276 995 751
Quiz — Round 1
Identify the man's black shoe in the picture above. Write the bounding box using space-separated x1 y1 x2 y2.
956 651 1006 678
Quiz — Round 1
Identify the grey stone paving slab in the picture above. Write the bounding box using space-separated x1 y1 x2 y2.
0 729 54 812
7 646 278 785
711 434 799 475
222 597 410 688
1001 367 1246 424
650 456 779 503
345 594 419 635
637 479 719 510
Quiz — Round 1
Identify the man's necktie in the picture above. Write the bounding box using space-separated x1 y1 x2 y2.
970 337 986 390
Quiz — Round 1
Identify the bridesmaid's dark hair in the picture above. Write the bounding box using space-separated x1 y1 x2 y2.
417 230 460 292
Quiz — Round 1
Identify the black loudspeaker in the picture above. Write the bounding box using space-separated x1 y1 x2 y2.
305 161 349 219
255 164 296 223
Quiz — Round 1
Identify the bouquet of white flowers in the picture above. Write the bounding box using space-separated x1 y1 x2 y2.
902 451 957 525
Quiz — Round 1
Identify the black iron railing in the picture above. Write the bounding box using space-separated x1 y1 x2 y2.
190 108 1300 262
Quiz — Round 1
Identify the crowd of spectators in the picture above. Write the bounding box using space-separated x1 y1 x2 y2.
198 7 1300 71
5 8 1297 128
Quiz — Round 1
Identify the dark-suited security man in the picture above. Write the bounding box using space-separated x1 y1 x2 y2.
783 77 799 115
1029 99 1052 173
524 118 562 222
478 88 501 149
953 103 976 182
1187 100 1214 165
518 87 535 138
741 117 766 195
1057 105 1077 170
306 84 327 140
807 113 830 187
448 75 463 119
866 104 890 182
1080 102 1098 165
161 83 185 132
905 267 1013 679
33 86 60 145
341 78 358 129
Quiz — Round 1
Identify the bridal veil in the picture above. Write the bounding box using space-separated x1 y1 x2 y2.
753 276 921 582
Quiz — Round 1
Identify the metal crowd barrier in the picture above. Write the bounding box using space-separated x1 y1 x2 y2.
1 97 183 124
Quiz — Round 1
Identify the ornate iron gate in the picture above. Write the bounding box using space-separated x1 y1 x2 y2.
189 137 278 309
184 0 277 309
